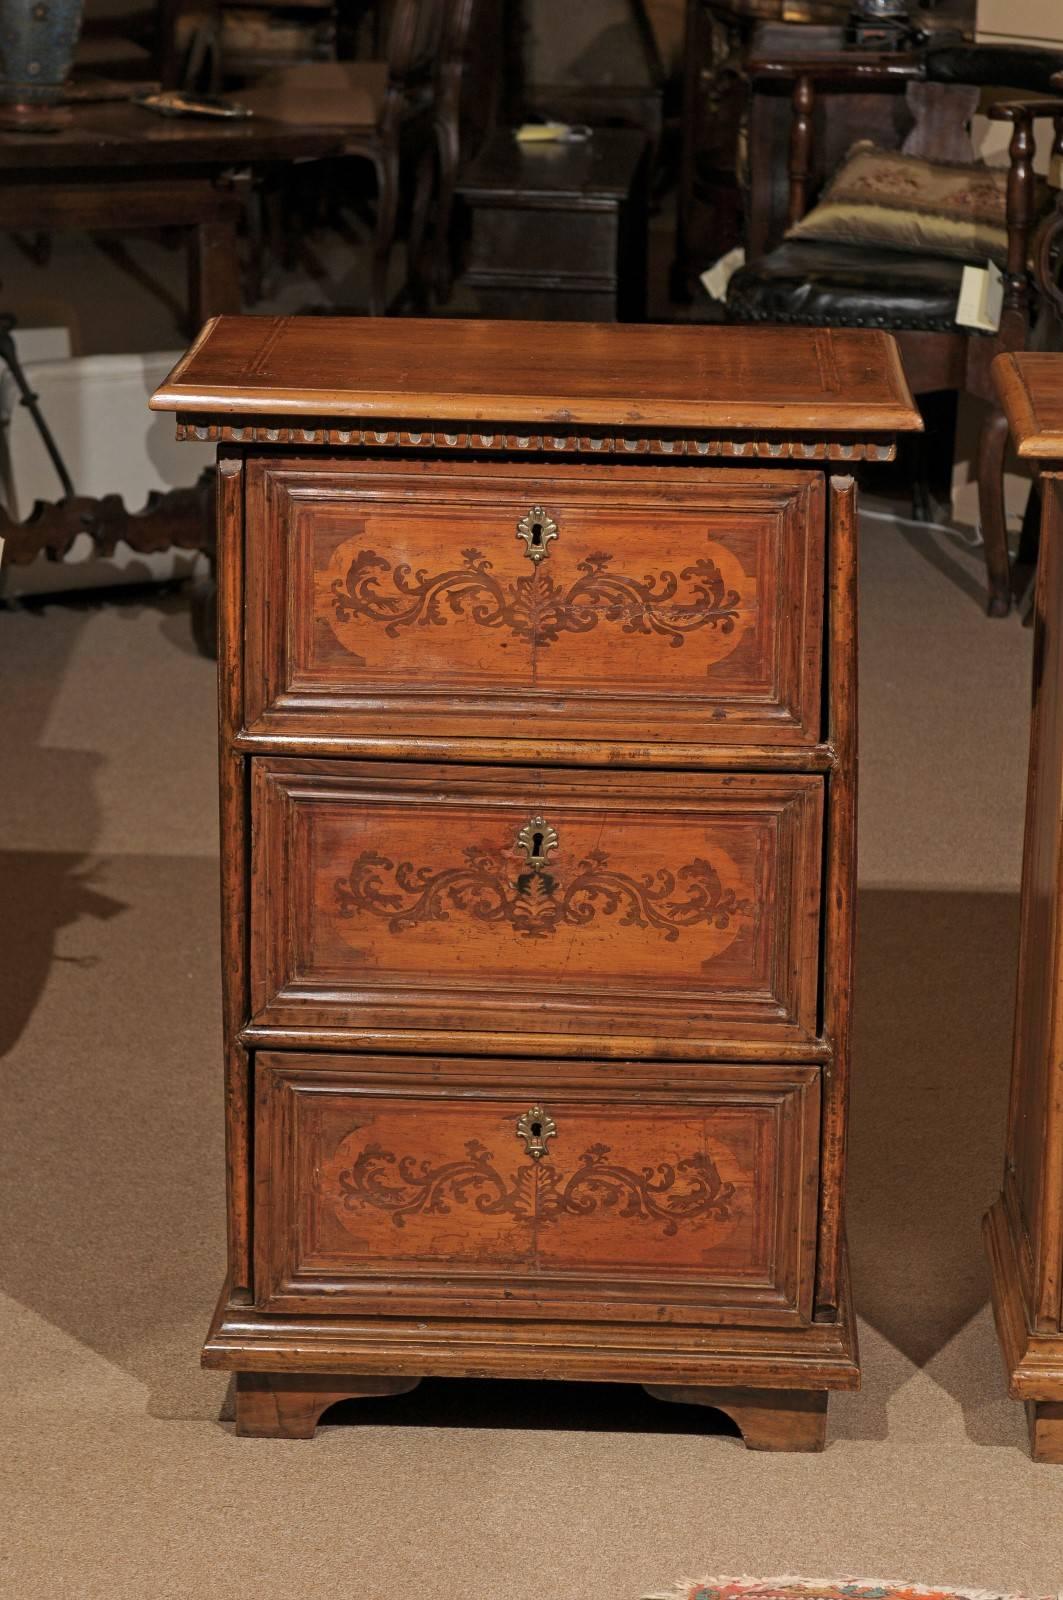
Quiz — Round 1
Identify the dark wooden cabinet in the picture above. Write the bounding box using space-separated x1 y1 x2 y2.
455 130 649 322
986 352 1063 1463
151 315 920 1446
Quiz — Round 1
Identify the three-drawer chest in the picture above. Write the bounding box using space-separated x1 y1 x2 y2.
152 316 920 1445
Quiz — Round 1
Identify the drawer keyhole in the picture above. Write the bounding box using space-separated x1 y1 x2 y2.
516 1103 557 1160
516 505 558 563
516 814 558 870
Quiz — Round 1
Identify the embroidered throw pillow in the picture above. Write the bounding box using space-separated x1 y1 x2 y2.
787 140 1009 266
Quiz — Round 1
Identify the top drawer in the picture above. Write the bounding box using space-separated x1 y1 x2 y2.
242 458 825 752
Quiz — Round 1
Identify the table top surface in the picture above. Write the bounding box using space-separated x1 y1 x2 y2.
993 353 1063 460
151 314 922 433
0 100 346 171
458 128 649 203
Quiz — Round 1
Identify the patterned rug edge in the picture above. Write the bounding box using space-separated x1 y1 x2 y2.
639 1576 1063 1600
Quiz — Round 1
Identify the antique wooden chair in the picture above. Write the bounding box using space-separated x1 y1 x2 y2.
242 0 446 314
727 42 1063 615
1034 76 1063 323
427 0 502 303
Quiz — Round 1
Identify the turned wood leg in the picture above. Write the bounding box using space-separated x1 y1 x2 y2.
645 1384 828 1452
234 1372 421 1439
977 405 1012 617
1026 1400 1063 1463
188 213 242 330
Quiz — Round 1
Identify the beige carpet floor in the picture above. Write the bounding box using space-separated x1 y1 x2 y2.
3 510 1061 1600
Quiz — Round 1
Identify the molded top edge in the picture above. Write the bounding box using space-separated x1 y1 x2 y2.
151 315 923 436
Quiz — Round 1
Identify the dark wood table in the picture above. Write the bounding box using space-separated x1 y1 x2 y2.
1 100 345 645
0 100 346 332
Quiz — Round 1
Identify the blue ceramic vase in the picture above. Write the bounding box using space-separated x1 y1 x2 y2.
0 0 84 128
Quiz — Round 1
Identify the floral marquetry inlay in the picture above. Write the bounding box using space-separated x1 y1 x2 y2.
334 842 753 944
335 1138 738 1237
324 534 753 670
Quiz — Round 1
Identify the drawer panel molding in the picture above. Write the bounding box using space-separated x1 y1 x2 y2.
253 1053 822 1325
250 759 825 1051
244 458 825 749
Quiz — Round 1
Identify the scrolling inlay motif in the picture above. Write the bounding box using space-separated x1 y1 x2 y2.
334 842 753 943
329 544 746 657
337 1138 737 1237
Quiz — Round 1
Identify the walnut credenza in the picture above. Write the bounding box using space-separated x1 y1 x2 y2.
986 352 1063 1463
152 316 920 1445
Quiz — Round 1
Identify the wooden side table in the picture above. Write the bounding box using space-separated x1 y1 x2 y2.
456 129 649 321
986 350 1063 1462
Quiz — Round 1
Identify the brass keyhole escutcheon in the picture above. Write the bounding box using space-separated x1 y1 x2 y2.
516 505 558 563
517 1104 557 1160
516 814 558 870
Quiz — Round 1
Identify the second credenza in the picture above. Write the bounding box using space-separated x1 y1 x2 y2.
151 316 920 1445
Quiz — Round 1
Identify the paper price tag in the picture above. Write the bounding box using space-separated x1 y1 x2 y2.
699 247 746 303
956 262 1004 333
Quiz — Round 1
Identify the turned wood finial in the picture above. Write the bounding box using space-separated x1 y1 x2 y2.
1005 114 1036 315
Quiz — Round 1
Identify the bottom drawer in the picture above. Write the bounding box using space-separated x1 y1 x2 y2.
254 1054 821 1326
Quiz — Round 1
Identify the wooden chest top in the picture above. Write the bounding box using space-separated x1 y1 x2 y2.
993 352 1063 460
151 315 920 435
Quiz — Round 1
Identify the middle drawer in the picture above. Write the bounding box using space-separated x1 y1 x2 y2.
249 759 824 1056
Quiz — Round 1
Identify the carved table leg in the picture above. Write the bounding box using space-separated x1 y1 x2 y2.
645 1385 828 1451
1026 1400 1063 1463
234 1372 421 1439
